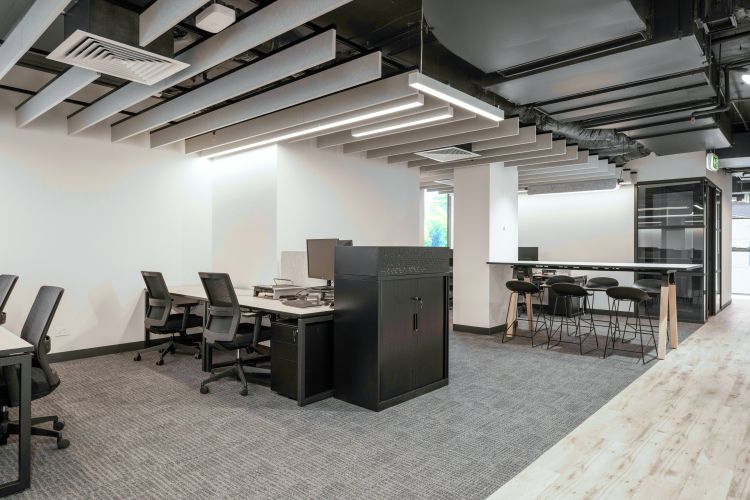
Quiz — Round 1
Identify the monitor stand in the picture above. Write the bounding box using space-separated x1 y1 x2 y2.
309 281 334 301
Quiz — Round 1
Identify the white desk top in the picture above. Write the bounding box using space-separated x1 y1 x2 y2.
0 326 33 356
169 284 334 318
488 261 702 272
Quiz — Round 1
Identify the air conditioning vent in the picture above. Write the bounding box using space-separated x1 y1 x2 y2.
47 30 189 85
415 144 480 163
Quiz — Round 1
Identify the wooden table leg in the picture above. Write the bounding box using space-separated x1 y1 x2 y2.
657 282 669 360
506 293 518 338
668 281 679 349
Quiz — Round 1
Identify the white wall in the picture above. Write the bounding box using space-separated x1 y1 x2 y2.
0 93 212 353
275 141 421 253
211 145 278 286
519 185 635 286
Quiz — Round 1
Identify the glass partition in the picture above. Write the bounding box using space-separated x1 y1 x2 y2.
636 180 715 322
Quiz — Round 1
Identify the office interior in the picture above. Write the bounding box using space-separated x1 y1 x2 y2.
0 0 748 498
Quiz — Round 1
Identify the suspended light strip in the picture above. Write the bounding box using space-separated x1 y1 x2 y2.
204 98 425 159
350 107 454 137
408 72 504 121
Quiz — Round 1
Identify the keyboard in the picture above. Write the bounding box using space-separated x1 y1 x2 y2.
282 299 322 308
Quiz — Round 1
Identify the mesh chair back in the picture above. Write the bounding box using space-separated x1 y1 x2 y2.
141 271 172 328
199 272 240 344
0 274 18 315
21 286 64 389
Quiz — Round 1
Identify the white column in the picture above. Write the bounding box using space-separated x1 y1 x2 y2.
453 162 518 332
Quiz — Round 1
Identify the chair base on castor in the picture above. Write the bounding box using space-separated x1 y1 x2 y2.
134 333 201 365
199 349 270 396
0 409 69 449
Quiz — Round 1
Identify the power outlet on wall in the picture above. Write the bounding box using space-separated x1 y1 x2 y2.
55 329 69 337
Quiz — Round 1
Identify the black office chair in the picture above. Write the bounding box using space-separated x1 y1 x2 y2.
0 274 19 326
135 271 204 365
198 273 270 396
0 286 69 449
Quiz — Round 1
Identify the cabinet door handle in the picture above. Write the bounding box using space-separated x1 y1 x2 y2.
413 312 419 333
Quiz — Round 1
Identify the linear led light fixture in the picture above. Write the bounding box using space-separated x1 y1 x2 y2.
351 107 454 137
408 72 504 122
527 178 620 196
204 96 425 159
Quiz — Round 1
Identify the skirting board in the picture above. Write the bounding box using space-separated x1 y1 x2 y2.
48 340 145 363
453 323 506 335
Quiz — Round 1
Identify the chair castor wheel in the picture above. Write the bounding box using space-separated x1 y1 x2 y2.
53 420 65 431
133 353 141 361
240 387 248 396
156 359 164 366
199 386 209 394
194 353 202 360
57 437 70 449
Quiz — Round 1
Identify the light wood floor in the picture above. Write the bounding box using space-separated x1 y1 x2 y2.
488 296 750 500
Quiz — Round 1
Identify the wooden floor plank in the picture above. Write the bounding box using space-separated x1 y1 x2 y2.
488 296 750 500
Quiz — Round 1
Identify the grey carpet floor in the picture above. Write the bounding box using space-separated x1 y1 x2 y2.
1 317 699 499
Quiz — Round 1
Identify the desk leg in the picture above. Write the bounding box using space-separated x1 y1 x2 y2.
657 280 669 360
668 278 679 349
506 293 518 338
201 301 210 372
18 355 30 490
0 353 32 496
525 293 533 330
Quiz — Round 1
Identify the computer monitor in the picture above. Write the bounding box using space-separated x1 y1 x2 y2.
306 239 352 286
518 246 539 261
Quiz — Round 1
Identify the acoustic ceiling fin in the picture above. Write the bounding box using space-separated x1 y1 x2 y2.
0 0 71 80
67 0 353 134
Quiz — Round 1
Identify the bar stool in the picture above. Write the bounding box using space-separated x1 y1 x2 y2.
604 286 657 364
544 275 574 315
548 282 598 355
503 280 549 347
584 277 619 312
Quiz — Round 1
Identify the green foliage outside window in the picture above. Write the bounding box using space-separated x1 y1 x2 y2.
424 192 448 247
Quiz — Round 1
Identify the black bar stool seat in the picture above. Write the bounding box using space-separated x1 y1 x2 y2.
604 286 657 364
634 279 662 295
502 280 549 347
585 276 619 312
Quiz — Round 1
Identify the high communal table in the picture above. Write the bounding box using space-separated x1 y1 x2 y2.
166 285 334 406
487 261 703 359
0 326 33 497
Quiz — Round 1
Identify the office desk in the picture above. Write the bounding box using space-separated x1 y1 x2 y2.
167 285 334 406
488 261 702 359
0 327 33 497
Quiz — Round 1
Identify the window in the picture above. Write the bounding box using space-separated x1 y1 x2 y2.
424 191 450 247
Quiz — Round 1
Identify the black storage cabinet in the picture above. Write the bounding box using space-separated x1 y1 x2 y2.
334 246 450 411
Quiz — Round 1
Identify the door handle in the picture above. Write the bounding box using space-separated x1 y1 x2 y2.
413 312 419 333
